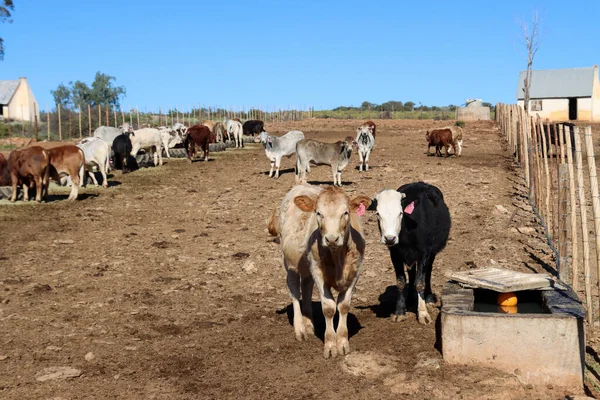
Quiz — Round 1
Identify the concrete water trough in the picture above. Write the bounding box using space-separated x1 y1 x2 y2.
441 269 585 388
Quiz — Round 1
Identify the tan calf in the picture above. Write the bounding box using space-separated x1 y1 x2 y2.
8 146 51 202
269 184 371 358
47 145 85 201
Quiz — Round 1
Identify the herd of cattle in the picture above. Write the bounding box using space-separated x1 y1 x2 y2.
1 118 465 359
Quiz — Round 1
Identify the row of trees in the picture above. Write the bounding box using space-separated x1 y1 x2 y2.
333 101 495 113
51 72 126 110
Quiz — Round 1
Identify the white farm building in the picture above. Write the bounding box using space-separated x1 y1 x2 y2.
516 66 600 121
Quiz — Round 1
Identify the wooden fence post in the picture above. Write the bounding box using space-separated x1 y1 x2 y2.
46 105 50 141
574 129 593 328
114 107 117 128
88 104 92 136
136 106 140 128
584 126 600 320
564 125 578 290
558 164 569 282
98 104 102 129
57 104 62 141
539 120 552 236
78 104 82 139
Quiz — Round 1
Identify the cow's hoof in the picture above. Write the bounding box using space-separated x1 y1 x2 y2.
102 184 108 189
294 326 309 342
323 342 338 359
418 312 433 325
302 316 314 335
336 337 349 356
393 314 407 322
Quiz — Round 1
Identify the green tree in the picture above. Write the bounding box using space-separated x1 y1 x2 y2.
70 80 92 107
0 0 14 61
90 72 126 107
51 83 72 109
403 101 415 111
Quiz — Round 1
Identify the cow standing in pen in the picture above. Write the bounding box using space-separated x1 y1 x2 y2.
255 130 304 178
370 182 450 324
268 184 371 358
7 146 51 202
295 137 356 186
355 124 375 171
185 124 216 162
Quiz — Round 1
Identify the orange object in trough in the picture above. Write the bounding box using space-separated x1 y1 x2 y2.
499 305 518 314
497 292 518 307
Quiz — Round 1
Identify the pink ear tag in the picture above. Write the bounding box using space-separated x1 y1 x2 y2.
404 201 415 215
356 203 366 216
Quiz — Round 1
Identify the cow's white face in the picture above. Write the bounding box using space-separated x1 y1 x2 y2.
256 131 270 144
373 190 406 246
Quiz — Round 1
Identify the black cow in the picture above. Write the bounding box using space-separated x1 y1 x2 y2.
370 182 451 324
112 134 135 173
242 120 265 137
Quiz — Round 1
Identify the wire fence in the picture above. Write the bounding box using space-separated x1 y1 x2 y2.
497 102 599 332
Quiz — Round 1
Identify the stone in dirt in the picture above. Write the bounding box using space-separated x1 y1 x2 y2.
35 366 82 382
53 239 74 245
242 261 257 274
495 204 509 214
84 352 95 361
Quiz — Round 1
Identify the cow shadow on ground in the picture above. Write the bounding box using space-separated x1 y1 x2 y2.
357 285 438 318
261 168 295 177
307 181 353 186
277 301 362 341
189 158 214 163
45 193 99 203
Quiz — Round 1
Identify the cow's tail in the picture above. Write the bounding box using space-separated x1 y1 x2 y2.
78 148 86 187
267 208 280 236
42 149 51 198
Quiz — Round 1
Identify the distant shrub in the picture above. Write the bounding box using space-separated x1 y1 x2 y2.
455 120 466 128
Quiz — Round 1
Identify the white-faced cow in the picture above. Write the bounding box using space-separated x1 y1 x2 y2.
129 128 163 167
355 124 375 171
255 130 304 178
370 182 450 324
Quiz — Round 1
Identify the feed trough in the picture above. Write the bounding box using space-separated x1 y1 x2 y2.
441 268 585 388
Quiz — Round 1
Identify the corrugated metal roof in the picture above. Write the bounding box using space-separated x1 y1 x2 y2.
516 66 597 99
0 80 19 104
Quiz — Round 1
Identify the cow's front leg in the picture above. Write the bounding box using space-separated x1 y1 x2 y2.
335 275 358 356
358 151 364 172
268 160 275 178
274 156 282 178
312 268 337 358
390 249 407 322
365 150 370 171
415 253 433 325
22 181 29 202
337 171 342 186
286 267 308 341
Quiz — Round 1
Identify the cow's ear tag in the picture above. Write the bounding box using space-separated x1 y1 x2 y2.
404 201 415 215
267 137 272 143
356 203 366 216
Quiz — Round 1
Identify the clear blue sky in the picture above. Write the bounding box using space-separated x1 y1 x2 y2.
2 0 599 111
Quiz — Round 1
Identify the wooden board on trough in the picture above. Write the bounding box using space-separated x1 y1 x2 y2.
450 268 553 292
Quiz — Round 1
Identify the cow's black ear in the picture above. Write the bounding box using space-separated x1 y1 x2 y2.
367 198 377 211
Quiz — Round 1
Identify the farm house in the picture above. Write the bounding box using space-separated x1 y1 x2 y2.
0 77 40 122
516 65 600 121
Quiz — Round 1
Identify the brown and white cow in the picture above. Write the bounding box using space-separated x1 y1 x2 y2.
7 146 51 202
425 128 454 157
47 145 85 201
268 184 371 358
184 124 216 162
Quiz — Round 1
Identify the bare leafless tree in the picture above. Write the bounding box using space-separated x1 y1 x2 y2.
518 11 541 115
0 0 14 61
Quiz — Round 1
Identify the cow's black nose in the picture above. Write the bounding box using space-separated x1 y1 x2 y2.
384 235 396 245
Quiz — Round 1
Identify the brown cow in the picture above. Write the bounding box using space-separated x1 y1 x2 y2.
46 145 85 201
426 128 453 157
0 153 10 186
362 120 376 137
7 146 51 202
184 124 216 163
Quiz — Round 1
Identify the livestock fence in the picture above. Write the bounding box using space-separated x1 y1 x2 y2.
496 103 600 332
0 104 318 142
0 103 474 142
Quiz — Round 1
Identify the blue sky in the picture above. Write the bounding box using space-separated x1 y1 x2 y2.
2 0 599 111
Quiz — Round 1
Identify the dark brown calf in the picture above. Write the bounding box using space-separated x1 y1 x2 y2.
0 153 10 186
364 120 376 137
426 129 453 157
47 145 85 201
185 125 216 163
8 146 51 202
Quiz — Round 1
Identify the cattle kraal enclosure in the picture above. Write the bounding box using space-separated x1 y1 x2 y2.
1 118 600 399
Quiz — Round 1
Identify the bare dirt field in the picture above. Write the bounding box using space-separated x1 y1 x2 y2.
0 119 591 399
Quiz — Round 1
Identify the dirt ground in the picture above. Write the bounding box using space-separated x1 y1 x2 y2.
0 119 591 399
